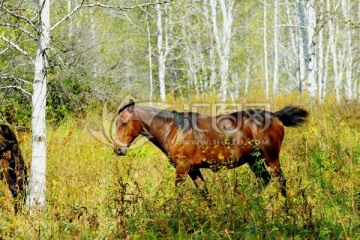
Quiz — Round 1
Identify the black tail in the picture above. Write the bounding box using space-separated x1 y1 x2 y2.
275 106 308 127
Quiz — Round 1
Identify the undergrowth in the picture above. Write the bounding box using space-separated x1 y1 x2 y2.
0 95 359 239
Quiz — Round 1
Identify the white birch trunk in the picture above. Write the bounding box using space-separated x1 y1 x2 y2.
306 0 317 99
156 4 166 102
355 1 360 101
26 0 50 212
203 0 217 90
285 0 300 91
273 0 279 97
318 0 325 104
322 37 331 105
342 0 353 101
197 42 206 93
209 46 217 88
209 0 234 102
67 0 73 40
89 6 98 77
263 0 269 100
74 0 80 43
297 0 308 94
181 15 198 94
146 13 154 103
245 55 251 97
327 0 341 103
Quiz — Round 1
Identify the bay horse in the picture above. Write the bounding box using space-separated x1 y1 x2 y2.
0 124 27 213
114 99 307 200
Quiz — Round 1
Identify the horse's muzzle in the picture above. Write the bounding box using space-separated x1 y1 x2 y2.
114 146 127 156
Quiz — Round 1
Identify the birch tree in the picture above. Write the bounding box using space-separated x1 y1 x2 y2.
177 0 216 94
209 0 234 101
355 1 360 101
342 0 353 101
327 0 341 103
305 0 317 100
263 0 269 100
89 1 98 77
296 0 307 93
25 0 50 212
145 12 154 102
273 0 279 97
156 4 167 101
283 0 300 92
317 0 326 104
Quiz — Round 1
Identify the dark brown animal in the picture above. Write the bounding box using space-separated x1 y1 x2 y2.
114 99 308 199
0 124 27 212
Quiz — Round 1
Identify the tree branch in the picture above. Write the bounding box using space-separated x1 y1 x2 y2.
51 0 85 31
0 46 10 55
48 46 65 68
51 0 171 32
0 35 31 59
0 86 31 96
0 22 37 39
82 0 172 10
0 74 32 85
0 4 37 30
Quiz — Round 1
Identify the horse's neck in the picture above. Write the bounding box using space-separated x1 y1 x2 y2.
135 107 173 148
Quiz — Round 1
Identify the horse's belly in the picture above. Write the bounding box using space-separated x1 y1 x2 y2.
199 145 248 171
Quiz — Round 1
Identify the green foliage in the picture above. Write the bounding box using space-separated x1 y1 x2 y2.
0 93 31 129
0 97 359 239
47 76 91 124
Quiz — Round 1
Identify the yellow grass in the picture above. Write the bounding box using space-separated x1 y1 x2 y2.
0 95 359 239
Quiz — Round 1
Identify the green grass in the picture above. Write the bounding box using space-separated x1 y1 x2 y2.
0 96 359 239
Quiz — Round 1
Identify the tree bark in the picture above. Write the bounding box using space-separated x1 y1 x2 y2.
263 0 269 100
26 0 50 212
146 12 154 102
306 0 317 100
297 0 307 93
342 0 353 101
327 0 341 103
273 0 279 98
156 4 166 102
210 0 234 102
318 0 325 104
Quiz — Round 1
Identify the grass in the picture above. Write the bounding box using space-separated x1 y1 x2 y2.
0 95 359 239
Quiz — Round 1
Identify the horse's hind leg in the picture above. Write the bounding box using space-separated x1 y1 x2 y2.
248 158 271 186
248 158 287 197
248 158 272 187
188 167 212 206
265 158 287 197
279 169 286 197
271 164 287 197
188 168 208 196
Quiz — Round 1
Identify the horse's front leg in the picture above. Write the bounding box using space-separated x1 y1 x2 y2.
188 167 208 197
188 167 213 207
172 160 191 204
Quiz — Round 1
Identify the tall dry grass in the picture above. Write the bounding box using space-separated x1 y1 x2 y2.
0 95 359 239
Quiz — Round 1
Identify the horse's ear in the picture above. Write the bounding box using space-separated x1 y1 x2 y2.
128 99 135 112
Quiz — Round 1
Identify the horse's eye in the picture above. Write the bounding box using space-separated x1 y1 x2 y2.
122 122 128 127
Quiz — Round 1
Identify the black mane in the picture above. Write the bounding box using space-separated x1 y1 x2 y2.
172 111 200 131
133 106 199 131
118 101 135 114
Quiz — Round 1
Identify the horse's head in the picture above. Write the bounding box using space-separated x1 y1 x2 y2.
114 99 142 156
